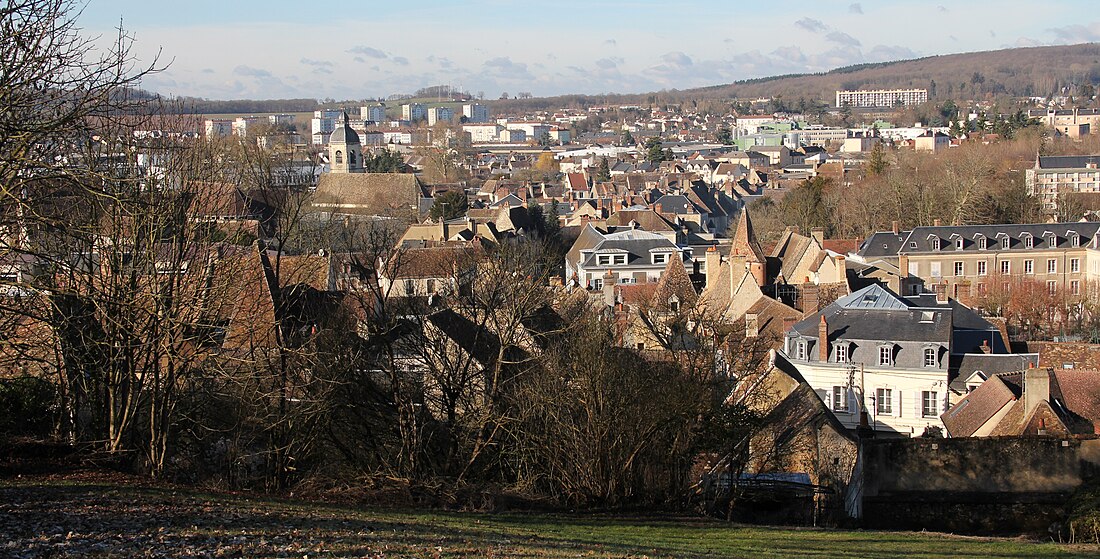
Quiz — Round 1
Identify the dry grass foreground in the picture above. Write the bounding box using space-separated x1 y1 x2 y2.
0 472 1096 559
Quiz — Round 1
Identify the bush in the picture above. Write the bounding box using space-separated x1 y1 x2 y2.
0 376 57 438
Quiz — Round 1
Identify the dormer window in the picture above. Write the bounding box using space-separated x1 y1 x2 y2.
795 339 807 360
835 343 849 363
931 238 941 251
955 238 963 250
1048 235 1057 248
924 347 937 367
978 237 987 250
879 345 892 366
1072 233 1081 248
1001 236 1010 249
1024 235 1034 249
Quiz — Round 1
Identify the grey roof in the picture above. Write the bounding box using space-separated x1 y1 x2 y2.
857 222 1100 257
579 229 680 269
948 353 1039 391
902 222 1100 253
654 194 704 215
858 231 909 258
1036 155 1100 169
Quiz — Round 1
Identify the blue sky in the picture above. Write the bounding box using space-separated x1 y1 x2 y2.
78 0 1100 101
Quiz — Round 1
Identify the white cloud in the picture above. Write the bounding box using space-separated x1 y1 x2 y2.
795 17 827 33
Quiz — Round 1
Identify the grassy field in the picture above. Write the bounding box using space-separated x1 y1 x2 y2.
1 472 1096 558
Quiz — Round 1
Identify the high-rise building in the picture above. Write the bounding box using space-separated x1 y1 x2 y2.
361 104 386 123
463 103 490 123
835 89 928 108
402 103 426 121
427 106 454 126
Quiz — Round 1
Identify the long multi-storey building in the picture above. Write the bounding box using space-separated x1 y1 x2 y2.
835 88 928 108
1025 155 1100 214
463 103 490 123
855 221 1100 301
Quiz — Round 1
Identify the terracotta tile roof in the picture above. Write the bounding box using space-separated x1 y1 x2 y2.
940 375 1017 437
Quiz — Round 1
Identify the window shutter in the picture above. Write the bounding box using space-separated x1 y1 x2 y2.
895 391 902 418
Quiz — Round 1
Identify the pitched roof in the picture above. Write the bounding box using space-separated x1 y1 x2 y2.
313 173 427 216
940 375 1017 437
730 209 766 263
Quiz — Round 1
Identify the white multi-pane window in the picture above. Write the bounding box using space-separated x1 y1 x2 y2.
921 391 939 417
875 388 893 415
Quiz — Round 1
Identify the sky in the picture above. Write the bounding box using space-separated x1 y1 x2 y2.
77 0 1100 101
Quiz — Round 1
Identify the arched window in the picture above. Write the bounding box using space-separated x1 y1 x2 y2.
335 150 343 164
349 151 356 166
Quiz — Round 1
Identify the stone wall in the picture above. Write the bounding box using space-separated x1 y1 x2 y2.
862 436 1100 534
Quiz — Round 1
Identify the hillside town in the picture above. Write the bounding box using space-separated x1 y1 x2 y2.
9 1 1100 555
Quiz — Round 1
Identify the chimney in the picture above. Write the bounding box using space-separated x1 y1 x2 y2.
1023 367 1050 416
705 245 721 289
933 218 942 227
745 313 759 338
899 254 910 276
782 316 798 333
934 282 948 303
811 227 825 246
602 270 616 307
891 220 900 235
803 283 820 315
980 339 991 354
818 315 829 362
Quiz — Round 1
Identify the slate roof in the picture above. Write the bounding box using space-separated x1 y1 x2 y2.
579 229 679 269
789 284 954 345
606 209 677 232
1036 155 1100 169
857 222 1100 256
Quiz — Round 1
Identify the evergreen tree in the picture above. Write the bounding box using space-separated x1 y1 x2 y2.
594 157 611 181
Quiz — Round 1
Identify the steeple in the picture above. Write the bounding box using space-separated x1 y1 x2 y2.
328 111 362 174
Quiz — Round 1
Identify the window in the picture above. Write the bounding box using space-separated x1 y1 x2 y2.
1001 260 1010 275
334 150 343 164
832 386 849 412
1048 280 1058 295
924 347 937 367
426 279 437 294
955 238 964 250
1048 236 1057 248
879 346 892 366
1072 280 1081 295
931 238 941 251
1024 260 1034 274
977 261 987 276
1047 259 1057 274
875 388 893 415
930 262 942 278
795 340 807 360
1025 236 1034 249
1072 258 1080 273
953 261 964 276
921 391 939 417
613 254 627 265
909 241 917 249
403 279 416 293
591 278 603 290
652 253 669 265
977 282 987 295
597 255 612 266
978 237 987 250
835 344 849 363
1001 236 1010 249
1073 234 1081 248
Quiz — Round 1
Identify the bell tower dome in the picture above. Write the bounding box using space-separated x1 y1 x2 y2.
328 111 362 173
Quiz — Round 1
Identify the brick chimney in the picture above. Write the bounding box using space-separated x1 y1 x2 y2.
899 254 909 276
933 218 942 227
818 315 829 362
1024 367 1050 416
705 245 721 289
603 270 616 307
934 282 948 303
980 339 991 354
802 283 820 315
782 316 798 333
811 227 825 246
891 220 900 235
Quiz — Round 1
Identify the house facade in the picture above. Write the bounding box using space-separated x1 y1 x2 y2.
779 284 1011 436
